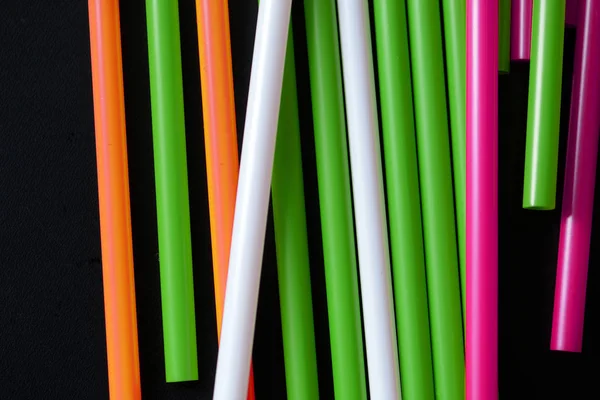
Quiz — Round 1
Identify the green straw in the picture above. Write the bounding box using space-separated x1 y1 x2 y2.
406 1 465 399
271 25 320 400
145 0 198 382
523 0 566 210
499 0 511 73
304 0 367 398
440 0 466 320
373 1 435 399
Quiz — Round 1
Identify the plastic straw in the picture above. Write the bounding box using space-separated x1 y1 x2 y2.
441 0 467 320
195 0 255 397
566 0 579 26
145 0 198 382
271 25 320 400
373 1 435 399
406 1 465 398
467 1 499 399
336 1 401 398
303 1 367 398
212 1 292 398
522 1 566 210
551 0 600 353
88 1 141 398
499 0 511 73
511 0 532 61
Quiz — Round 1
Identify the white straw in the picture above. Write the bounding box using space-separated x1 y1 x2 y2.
336 0 401 398
212 1 292 399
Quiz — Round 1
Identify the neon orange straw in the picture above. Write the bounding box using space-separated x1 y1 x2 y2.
88 0 141 399
196 1 255 397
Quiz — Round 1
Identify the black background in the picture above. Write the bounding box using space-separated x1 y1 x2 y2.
0 1 597 399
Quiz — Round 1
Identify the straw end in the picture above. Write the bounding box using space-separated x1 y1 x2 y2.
522 190 556 210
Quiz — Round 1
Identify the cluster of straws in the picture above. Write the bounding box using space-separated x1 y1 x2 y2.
87 0 598 399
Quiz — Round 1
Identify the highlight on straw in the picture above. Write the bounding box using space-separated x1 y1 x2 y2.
195 0 256 397
304 0 368 398
336 0 401 398
467 1 499 399
74 0 600 397
212 0 293 398
373 0 435 398
88 0 141 398
407 0 465 398
145 0 198 382
522 0 566 210
551 0 600 354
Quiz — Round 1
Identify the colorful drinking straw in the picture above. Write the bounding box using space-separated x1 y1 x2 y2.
212 0 292 398
441 0 467 321
511 0 532 61
551 0 600 353
467 1 498 399
406 0 465 398
271 25 320 400
522 0 566 210
304 1 368 398
88 1 141 398
195 0 255 397
373 0 435 399
566 0 579 26
145 0 198 382
499 0 511 73
336 0 401 398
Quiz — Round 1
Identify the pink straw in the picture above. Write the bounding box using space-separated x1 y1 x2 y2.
467 1 498 400
511 0 532 61
566 0 579 27
551 0 600 353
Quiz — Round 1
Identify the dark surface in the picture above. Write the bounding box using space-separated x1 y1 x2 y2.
0 1 597 399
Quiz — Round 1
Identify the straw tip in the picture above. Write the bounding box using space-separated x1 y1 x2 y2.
522 199 556 211
550 344 583 353
551 331 584 353
165 370 199 383
523 205 555 211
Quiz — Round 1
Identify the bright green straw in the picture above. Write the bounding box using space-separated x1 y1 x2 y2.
373 1 434 399
271 25 320 400
304 0 367 398
407 1 465 399
523 0 566 210
499 0 511 73
145 0 198 382
440 0 466 320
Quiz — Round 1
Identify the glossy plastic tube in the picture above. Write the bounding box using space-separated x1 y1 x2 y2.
499 0 511 73
336 0 401 398
441 0 467 320
467 1 498 399
88 1 141 398
303 1 367 398
195 0 255 396
373 1 435 399
271 26 320 400
511 0 532 61
551 0 600 353
406 1 465 399
212 1 292 398
522 0 566 210
145 0 198 382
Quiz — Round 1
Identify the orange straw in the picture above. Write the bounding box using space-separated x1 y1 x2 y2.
88 1 141 398
195 1 255 398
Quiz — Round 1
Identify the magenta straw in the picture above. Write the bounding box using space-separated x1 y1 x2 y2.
551 0 600 353
467 1 498 400
566 0 579 27
511 0 532 61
